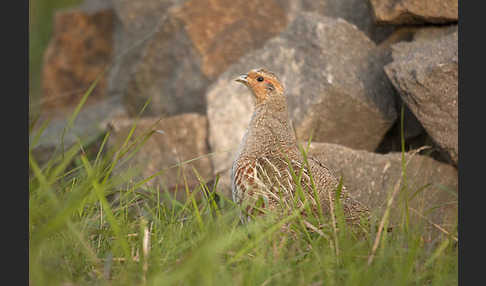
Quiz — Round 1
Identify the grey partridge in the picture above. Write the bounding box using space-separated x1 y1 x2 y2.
231 68 369 224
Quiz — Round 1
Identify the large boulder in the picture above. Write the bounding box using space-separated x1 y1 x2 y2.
106 113 213 198
41 0 114 114
120 0 288 117
207 13 397 178
373 25 458 156
107 0 186 100
368 0 458 25
308 142 457 239
384 31 458 164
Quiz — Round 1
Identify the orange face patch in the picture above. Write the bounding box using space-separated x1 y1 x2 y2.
243 69 284 104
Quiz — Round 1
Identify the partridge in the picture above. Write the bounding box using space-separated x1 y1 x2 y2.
231 68 369 224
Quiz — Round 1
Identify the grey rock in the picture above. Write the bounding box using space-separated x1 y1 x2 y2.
106 113 214 196
384 31 458 164
30 96 128 163
207 13 397 177
213 169 233 200
368 0 458 25
122 15 210 117
401 104 425 140
112 0 184 36
107 0 186 108
308 142 457 239
281 0 394 43
373 25 457 150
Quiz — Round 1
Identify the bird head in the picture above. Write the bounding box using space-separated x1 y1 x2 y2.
235 68 284 105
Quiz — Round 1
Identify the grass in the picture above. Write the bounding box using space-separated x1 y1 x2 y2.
29 88 458 285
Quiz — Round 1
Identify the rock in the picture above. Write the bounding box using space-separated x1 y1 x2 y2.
107 113 214 197
281 0 394 43
121 0 288 117
112 0 184 36
378 26 456 137
377 27 418 49
374 106 434 156
214 169 233 199
412 25 458 42
41 2 114 114
207 13 397 177
320 0 395 43
368 0 458 25
400 105 425 140
107 0 186 100
374 28 425 145
377 25 458 49
373 25 458 156
374 105 429 157
111 0 395 117
30 96 128 164
384 31 458 164
308 142 457 239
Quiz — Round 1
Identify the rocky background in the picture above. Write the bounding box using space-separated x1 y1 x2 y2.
31 0 458 239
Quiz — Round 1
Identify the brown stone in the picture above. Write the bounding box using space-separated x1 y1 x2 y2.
412 25 458 42
175 0 287 79
369 0 458 25
41 6 114 114
107 113 214 199
377 25 458 49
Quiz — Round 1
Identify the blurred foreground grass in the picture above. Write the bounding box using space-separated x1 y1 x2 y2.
29 86 458 286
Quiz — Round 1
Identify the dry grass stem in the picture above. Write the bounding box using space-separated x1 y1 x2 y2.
409 207 458 242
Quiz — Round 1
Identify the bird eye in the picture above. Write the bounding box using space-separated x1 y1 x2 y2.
257 76 264 82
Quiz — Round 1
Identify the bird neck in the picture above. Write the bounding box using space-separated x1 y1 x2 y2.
238 95 297 160
254 95 288 119
254 91 287 112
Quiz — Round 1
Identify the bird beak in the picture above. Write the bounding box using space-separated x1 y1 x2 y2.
235 74 248 85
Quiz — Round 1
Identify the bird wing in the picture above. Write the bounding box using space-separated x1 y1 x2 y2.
308 156 370 223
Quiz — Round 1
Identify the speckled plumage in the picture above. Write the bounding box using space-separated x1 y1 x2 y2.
231 69 369 224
